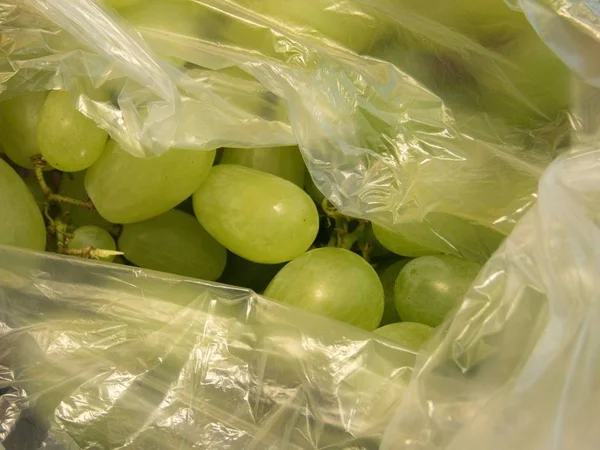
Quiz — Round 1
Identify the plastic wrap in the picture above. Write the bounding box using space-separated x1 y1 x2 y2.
0 246 413 449
381 143 600 450
0 0 584 259
2 1 600 449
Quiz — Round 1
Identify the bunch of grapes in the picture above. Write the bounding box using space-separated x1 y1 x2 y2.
0 87 488 353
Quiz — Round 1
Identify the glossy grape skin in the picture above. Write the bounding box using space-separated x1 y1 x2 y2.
231 0 385 54
0 159 47 251
59 171 113 230
265 248 384 331
377 260 409 326
85 140 215 224
37 91 108 172
118 209 227 281
220 146 305 187
374 322 434 351
373 223 438 258
193 164 319 264
394 255 481 328
0 91 48 169
218 252 284 293
68 226 117 262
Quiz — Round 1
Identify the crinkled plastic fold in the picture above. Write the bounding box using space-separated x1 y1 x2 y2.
0 246 413 449
1 0 590 258
1 0 600 449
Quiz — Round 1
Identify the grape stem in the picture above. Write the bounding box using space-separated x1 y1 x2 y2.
44 206 72 250
31 155 95 210
59 247 124 260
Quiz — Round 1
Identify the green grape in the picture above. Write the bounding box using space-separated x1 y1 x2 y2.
0 159 46 251
218 252 284 293
265 248 384 330
68 225 117 262
374 213 505 263
232 0 386 53
373 223 439 258
374 322 434 351
59 171 113 230
85 140 215 224
220 146 306 187
394 255 481 328
377 260 409 326
0 91 48 169
37 91 108 172
118 209 227 281
193 164 319 264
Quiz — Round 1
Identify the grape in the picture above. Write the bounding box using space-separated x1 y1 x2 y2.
85 140 215 224
219 252 284 293
264 248 384 331
0 91 48 169
373 223 438 258
231 0 386 53
118 209 227 281
0 159 46 251
59 171 113 230
193 164 319 264
37 91 108 172
68 226 117 262
377 260 409 326
220 146 306 187
374 322 434 351
394 255 481 327
374 213 505 263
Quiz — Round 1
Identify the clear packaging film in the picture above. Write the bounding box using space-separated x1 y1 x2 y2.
0 0 599 448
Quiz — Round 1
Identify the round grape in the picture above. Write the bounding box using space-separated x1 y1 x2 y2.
265 248 384 331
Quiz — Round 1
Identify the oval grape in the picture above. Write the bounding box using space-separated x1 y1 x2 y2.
220 146 305 187
68 225 117 262
377 259 409 326
86 140 215 224
37 91 108 172
193 164 318 264
374 322 434 351
394 255 481 327
0 91 48 169
373 223 438 258
265 248 384 331
119 209 227 281
0 159 46 251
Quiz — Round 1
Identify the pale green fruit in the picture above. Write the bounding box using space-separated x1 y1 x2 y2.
0 91 48 169
220 146 305 187
374 322 434 351
265 248 384 331
193 164 319 264
85 140 215 224
0 159 46 251
68 226 117 262
37 91 108 172
119 209 227 281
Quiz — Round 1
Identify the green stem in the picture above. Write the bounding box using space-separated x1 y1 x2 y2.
32 155 95 210
59 247 124 260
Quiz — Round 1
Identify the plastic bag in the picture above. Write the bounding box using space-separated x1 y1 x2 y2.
1 0 600 449
0 0 582 259
0 246 413 449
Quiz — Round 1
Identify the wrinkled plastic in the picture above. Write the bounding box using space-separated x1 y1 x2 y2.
0 246 413 449
1 1 600 449
0 0 586 259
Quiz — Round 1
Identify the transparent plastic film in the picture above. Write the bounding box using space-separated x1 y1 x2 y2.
0 246 413 449
381 144 600 450
0 0 583 259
